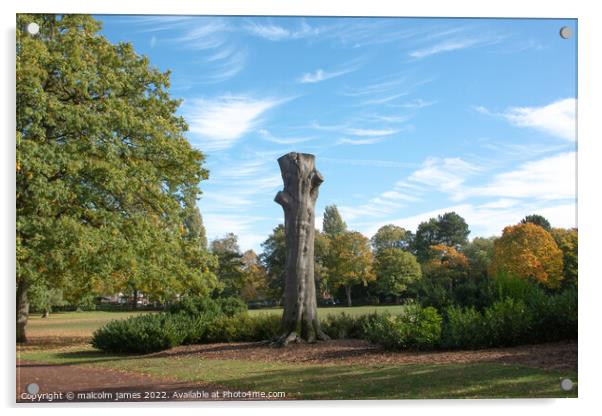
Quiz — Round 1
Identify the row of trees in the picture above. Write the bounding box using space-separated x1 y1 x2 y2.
205 206 577 309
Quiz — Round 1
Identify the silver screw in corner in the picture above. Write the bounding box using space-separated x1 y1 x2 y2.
26 22 39 35
26 383 39 395
559 26 572 39
560 378 573 391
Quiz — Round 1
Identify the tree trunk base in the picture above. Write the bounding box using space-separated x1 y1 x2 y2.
272 331 302 347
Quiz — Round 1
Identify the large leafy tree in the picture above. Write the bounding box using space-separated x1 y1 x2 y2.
322 205 347 237
414 212 470 261
16 15 216 342
489 223 564 289
371 224 414 252
326 231 375 307
374 248 421 303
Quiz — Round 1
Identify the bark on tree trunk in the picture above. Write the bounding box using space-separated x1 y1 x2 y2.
274 152 330 346
132 289 138 309
42 309 50 318
345 285 352 307
17 279 30 343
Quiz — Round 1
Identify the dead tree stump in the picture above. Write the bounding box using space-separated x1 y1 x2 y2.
274 152 330 346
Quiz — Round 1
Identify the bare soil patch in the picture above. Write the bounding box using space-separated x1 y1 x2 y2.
17 361 225 403
154 339 577 371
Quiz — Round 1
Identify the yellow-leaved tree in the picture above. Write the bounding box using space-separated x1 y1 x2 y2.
489 223 564 288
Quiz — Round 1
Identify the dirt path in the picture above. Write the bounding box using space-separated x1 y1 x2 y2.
17 361 224 403
154 339 578 371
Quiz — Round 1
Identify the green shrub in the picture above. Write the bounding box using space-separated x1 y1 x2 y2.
530 287 577 342
248 313 282 340
484 298 533 347
166 296 221 317
493 270 543 304
363 305 442 350
215 297 248 317
205 314 253 342
442 305 489 349
205 313 281 343
91 313 187 353
322 313 359 339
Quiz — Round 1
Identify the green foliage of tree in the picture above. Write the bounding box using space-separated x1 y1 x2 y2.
211 233 246 298
314 230 331 300
521 214 552 232
461 237 496 279
184 202 208 250
16 14 216 342
240 250 269 302
322 205 347 237
551 228 578 287
29 282 66 317
259 224 286 304
414 212 470 261
326 231 375 307
371 224 414 253
374 248 422 302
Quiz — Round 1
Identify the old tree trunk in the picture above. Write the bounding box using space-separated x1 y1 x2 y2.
274 152 330 346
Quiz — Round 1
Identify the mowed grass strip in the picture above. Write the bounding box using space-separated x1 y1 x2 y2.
25 307 407 339
26 311 152 338
18 345 577 399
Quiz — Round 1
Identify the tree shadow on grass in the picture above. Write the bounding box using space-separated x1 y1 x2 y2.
211 363 578 400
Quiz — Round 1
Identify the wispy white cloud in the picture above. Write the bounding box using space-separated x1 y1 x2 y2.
336 137 385 146
184 95 286 151
338 149 575 239
319 157 416 168
360 201 576 239
131 16 246 83
244 20 322 41
502 99 576 141
409 157 481 196
344 127 400 137
357 92 410 106
393 99 437 109
258 129 315 145
409 35 505 59
462 152 576 201
298 68 354 84
310 122 402 139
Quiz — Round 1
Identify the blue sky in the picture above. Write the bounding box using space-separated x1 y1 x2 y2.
98 16 577 252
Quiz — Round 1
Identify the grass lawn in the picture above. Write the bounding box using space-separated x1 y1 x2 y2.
26 306 405 339
18 308 577 400
26 310 150 338
18 343 577 399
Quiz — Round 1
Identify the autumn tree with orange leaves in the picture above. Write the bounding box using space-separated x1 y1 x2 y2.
489 223 564 289
422 244 470 290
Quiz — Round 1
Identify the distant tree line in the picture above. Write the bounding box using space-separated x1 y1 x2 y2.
211 206 577 310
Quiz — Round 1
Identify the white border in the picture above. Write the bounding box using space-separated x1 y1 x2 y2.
2 1 601 415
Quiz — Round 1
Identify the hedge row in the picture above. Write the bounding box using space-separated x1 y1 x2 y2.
92 288 576 354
